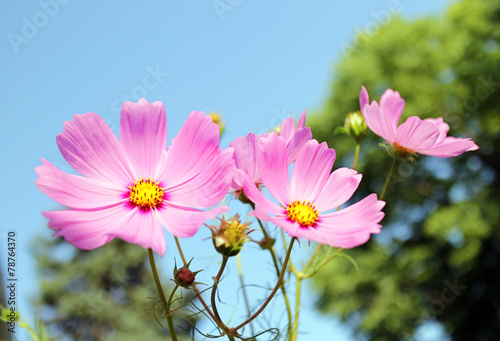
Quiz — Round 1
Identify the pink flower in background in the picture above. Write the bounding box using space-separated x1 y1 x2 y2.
230 111 311 195
35 99 234 255
360 86 479 157
237 133 385 248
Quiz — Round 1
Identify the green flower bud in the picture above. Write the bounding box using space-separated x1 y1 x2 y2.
208 214 252 257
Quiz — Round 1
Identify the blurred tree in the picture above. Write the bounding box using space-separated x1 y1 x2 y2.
34 238 196 341
308 0 500 340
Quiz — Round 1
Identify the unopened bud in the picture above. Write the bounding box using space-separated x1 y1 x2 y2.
337 111 368 143
208 214 252 257
173 259 202 289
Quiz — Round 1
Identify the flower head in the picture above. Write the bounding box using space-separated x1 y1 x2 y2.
236 133 385 248
360 86 479 158
35 99 235 256
208 214 252 257
230 111 311 197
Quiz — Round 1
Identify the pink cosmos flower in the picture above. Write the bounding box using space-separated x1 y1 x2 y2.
35 99 235 256
230 110 311 194
360 86 479 157
237 132 385 248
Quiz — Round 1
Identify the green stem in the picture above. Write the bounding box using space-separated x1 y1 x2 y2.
211 256 230 329
166 285 180 341
257 219 293 336
234 238 296 331
236 254 255 336
352 142 360 170
148 248 177 341
380 158 398 201
290 277 302 341
302 244 323 274
173 237 220 325
304 248 343 279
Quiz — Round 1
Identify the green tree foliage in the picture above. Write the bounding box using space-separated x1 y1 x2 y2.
34 238 196 341
309 0 500 339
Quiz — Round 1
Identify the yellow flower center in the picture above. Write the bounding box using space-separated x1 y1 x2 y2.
286 200 319 228
129 178 164 210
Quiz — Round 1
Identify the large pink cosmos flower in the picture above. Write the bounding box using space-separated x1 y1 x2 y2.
230 110 311 194
35 99 235 255
360 86 478 157
237 133 385 248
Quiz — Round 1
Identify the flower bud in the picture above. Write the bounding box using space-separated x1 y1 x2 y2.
338 111 368 143
208 214 252 257
173 259 201 289
208 112 225 136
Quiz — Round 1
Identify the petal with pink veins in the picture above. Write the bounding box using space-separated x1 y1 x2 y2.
43 204 134 251
317 194 385 248
230 133 261 189
395 116 440 151
280 117 296 144
157 204 229 238
166 147 234 208
297 110 307 130
359 86 369 114
237 170 283 216
120 99 168 179
158 112 220 188
420 136 479 157
35 158 127 209
57 112 136 187
291 140 336 202
287 127 312 164
314 167 362 212
380 89 405 131
256 133 293 204
363 101 397 142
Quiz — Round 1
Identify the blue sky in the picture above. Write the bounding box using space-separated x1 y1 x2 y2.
1 1 453 340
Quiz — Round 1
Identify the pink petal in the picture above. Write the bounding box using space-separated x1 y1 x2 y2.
237 170 283 216
230 133 261 189
359 86 369 113
165 147 234 208
287 127 312 164
380 89 405 131
420 136 479 157
158 112 220 188
35 158 127 209
297 110 307 129
423 117 449 144
280 117 295 144
395 116 440 151
43 205 131 251
156 204 229 238
256 132 293 204
316 194 385 248
44 205 167 255
291 139 336 202
56 112 136 187
119 99 168 178
119 209 166 255
363 101 397 142
314 167 362 212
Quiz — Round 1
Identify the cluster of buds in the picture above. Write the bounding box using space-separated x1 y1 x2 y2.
208 214 252 257
173 259 202 289
337 111 368 143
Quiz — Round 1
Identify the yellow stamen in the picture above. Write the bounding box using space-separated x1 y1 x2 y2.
286 200 319 228
129 178 164 210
